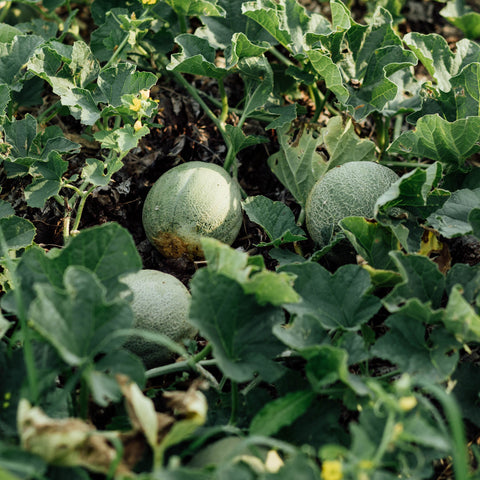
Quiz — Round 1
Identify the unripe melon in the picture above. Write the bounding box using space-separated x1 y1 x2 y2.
305 161 398 246
121 269 197 367
142 161 243 259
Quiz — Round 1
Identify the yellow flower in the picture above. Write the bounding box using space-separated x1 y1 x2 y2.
398 396 417 412
129 97 142 112
133 120 143 132
321 460 343 480
140 89 150 100
142 0 157 5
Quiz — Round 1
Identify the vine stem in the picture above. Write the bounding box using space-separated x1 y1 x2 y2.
372 410 396 466
217 77 229 126
228 381 239 426
0 2 12 23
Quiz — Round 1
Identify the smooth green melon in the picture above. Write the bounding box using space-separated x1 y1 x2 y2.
305 161 398 246
142 161 243 259
121 269 197 367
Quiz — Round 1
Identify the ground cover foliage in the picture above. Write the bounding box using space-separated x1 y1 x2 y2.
0 0 480 478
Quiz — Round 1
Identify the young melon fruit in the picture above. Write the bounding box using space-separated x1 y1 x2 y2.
305 161 398 246
121 269 197 367
142 161 243 259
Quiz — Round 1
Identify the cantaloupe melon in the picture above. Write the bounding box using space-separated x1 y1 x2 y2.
121 269 197 367
142 161 243 259
305 161 398 246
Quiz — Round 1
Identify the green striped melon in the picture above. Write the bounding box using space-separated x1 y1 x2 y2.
142 161 243 259
121 269 196 367
305 161 398 246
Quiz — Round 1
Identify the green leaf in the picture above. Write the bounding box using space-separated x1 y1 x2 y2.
427 188 480 238
273 314 329 351
0 442 47 480
168 33 227 79
0 34 44 91
237 55 273 118
469 207 480 239
94 124 150 156
196 0 276 49
0 24 22 43
0 84 10 118
307 50 349 104
280 262 381 331
225 32 270 67
200 237 300 307
404 33 462 92
0 200 14 219
27 42 102 125
371 308 459 383
189 269 285 382
320 116 377 167
375 162 449 252
264 103 298 130
0 216 36 256
223 124 268 159
24 151 68 208
165 0 225 17
3 223 142 314
389 115 480 172
2 113 37 159
446 263 480 303
249 390 315 436
241 0 331 55
243 195 306 247
452 362 480 427
268 126 325 207
441 1 480 40
382 251 445 312
339 216 400 270
304 345 367 394
443 284 480 344
29 266 133 366
97 64 157 107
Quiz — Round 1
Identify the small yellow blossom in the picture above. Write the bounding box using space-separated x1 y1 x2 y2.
358 460 374 470
142 0 157 5
133 120 143 132
321 460 343 480
265 450 284 473
140 89 150 100
129 97 142 112
4 392 11 400
392 422 404 442
398 395 417 412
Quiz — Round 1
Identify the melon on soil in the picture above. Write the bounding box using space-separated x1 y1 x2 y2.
142 161 243 259
305 161 398 247
121 269 197 367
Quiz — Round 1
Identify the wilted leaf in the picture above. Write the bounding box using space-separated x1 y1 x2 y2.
17 399 130 475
